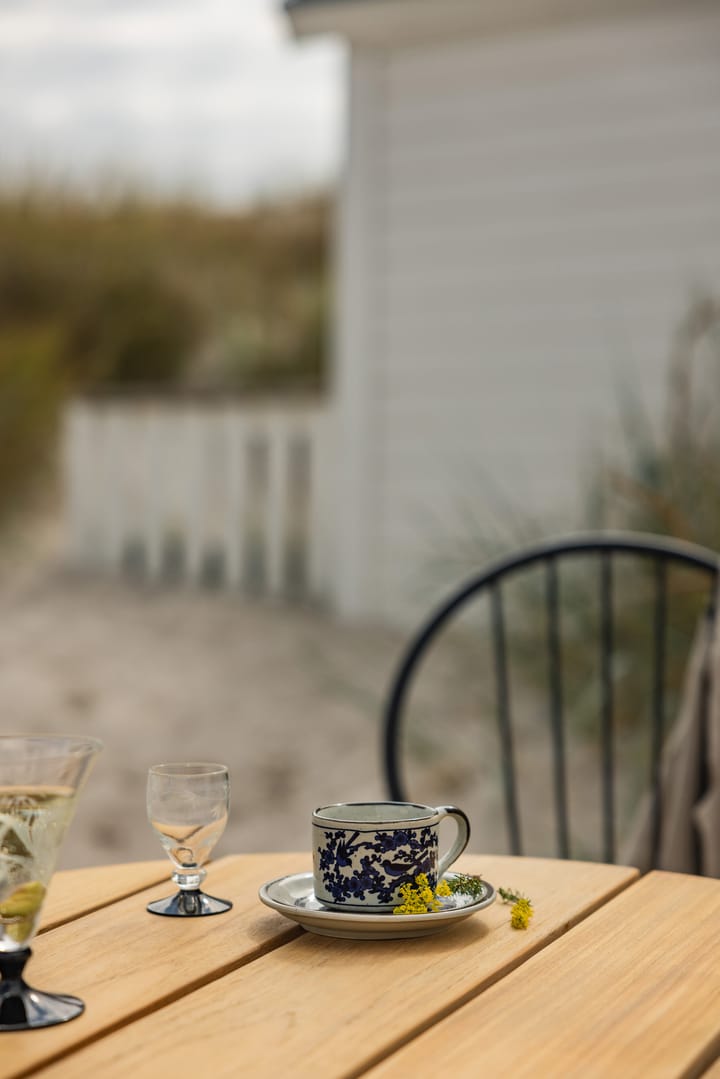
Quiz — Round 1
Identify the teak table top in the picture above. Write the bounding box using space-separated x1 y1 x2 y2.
2 852 720 1078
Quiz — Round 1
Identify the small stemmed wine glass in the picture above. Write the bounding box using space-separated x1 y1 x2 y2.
146 763 232 917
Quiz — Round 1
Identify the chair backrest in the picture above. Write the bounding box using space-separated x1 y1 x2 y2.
383 531 719 867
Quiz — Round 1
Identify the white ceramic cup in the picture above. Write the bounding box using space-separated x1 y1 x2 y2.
312 801 470 912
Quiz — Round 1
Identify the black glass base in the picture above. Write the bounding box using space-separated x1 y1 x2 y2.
146 889 232 917
0 948 85 1031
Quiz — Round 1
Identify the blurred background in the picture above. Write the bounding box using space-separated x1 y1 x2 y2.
1 0 719 869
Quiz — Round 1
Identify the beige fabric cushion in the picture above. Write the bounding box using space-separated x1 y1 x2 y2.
623 612 715 875
693 606 720 877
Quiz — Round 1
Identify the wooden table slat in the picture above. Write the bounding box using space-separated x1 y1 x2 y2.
364 870 720 1079
702 1055 720 1077
27 854 638 1079
0 853 309 1079
40 861 169 932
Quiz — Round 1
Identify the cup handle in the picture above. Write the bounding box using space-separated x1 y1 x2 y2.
435 805 471 880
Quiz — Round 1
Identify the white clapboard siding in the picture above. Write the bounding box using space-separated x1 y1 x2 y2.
335 2 720 623
62 398 333 604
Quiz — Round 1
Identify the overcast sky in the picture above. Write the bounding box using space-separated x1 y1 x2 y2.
0 0 344 205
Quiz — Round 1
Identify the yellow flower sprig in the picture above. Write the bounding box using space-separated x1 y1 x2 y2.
498 886 534 930
393 873 474 914
391 873 534 930
393 872 444 914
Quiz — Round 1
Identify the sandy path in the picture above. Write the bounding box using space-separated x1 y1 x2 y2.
0 570 404 871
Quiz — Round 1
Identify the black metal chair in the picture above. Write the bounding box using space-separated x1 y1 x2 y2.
383 532 719 868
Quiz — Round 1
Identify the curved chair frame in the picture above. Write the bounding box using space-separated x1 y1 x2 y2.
383 531 719 867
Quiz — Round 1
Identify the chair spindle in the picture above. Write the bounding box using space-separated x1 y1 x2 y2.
649 558 667 868
600 552 615 863
545 557 570 859
491 580 521 855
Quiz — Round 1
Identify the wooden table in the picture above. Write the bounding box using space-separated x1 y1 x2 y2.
3 853 720 1078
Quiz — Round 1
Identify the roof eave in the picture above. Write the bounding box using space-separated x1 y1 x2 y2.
285 0 698 46
285 0 392 42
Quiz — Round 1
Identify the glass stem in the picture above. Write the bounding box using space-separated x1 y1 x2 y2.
0 947 31 986
172 866 206 891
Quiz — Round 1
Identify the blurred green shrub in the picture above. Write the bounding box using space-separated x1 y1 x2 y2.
62 267 201 387
213 279 329 392
0 187 330 524
0 250 65 324
0 336 64 520
596 293 720 549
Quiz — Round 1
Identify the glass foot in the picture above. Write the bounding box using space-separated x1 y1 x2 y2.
0 948 85 1031
146 889 232 917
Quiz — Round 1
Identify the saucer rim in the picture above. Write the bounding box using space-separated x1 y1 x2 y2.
259 870 496 924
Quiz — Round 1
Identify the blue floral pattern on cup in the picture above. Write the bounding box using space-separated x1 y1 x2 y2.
317 825 438 906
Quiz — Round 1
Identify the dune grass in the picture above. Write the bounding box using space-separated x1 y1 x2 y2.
0 188 330 521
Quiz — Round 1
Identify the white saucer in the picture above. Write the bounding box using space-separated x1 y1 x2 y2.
259 871 496 940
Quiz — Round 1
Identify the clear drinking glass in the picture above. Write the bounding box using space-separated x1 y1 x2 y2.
0 734 102 1030
146 762 232 917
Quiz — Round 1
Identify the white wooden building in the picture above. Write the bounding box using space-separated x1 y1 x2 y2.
286 0 720 623
65 0 720 626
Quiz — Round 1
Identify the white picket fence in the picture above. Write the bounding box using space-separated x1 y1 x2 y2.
62 396 334 602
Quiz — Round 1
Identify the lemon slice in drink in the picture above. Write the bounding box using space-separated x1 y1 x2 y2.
0 881 46 943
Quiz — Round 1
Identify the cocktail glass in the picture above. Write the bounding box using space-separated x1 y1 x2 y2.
146 763 232 917
0 734 102 1031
